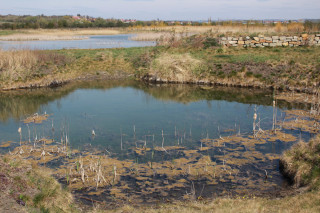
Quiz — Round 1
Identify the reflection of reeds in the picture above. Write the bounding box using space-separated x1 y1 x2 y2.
162 129 164 148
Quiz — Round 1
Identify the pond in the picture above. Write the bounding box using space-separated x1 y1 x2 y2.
0 80 312 204
0 80 283 149
0 34 156 50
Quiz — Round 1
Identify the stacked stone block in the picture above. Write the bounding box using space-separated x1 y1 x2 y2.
219 34 320 47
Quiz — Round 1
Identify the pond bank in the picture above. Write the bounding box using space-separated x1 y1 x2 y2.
1 44 320 94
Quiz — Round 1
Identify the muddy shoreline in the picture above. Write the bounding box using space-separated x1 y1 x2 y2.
1 72 317 99
141 74 319 95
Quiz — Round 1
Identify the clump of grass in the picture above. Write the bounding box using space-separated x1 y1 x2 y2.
280 135 320 189
151 53 206 81
27 166 74 212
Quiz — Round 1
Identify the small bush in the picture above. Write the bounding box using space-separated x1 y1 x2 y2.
254 73 262 78
245 71 253 77
289 59 296 66
203 37 219 49
215 64 222 69
216 48 224 54
228 70 237 77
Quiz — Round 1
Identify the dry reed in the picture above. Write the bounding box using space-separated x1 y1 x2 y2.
0 49 69 82
0 49 38 81
0 28 121 41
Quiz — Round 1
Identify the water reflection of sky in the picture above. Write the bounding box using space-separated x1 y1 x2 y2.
0 34 155 50
0 82 281 153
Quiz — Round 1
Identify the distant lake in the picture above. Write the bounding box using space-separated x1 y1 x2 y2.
0 34 156 50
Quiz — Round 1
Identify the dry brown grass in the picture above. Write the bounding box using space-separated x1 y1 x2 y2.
130 32 174 41
92 190 320 213
0 28 121 41
129 25 277 35
150 53 204 82
129 25 315 38
129 25 310 44
0 49 38 81
0 49 70 83
0 48 135 90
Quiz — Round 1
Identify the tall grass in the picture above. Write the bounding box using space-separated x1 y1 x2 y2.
0 49 69 82
129 25 311 36
0 49 38 81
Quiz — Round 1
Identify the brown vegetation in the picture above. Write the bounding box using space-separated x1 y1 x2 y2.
0 29 121 41
280 135 320 188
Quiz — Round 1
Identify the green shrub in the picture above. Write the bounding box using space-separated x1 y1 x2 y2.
203 37 219 49
245 71 253 77
254 73 262 78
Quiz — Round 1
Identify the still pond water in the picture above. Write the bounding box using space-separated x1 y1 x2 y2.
0 80 283 150
0 80 310 199
0 34 155 50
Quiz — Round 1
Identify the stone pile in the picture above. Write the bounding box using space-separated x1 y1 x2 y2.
219 34 320 47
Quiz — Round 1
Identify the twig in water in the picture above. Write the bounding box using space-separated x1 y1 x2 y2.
120 129 123 151
27 124 31 143
18 127 22 146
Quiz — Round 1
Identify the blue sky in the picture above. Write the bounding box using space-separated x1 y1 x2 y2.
0 0 319 20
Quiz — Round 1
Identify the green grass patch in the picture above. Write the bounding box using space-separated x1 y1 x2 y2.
0 30 20 36
230 54 276 63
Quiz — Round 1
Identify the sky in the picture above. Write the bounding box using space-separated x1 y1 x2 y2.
0 0 319 20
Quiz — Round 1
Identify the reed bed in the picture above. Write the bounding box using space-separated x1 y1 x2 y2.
130 32 189 42
0 28 121 41
129 25 313 39
0 49 69 82
129 25 308 43
0 34 88 41
129 25 278 35
0 49 38 81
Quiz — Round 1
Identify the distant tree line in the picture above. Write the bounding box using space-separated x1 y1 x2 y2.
0 15 319 31
0 15 132 29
